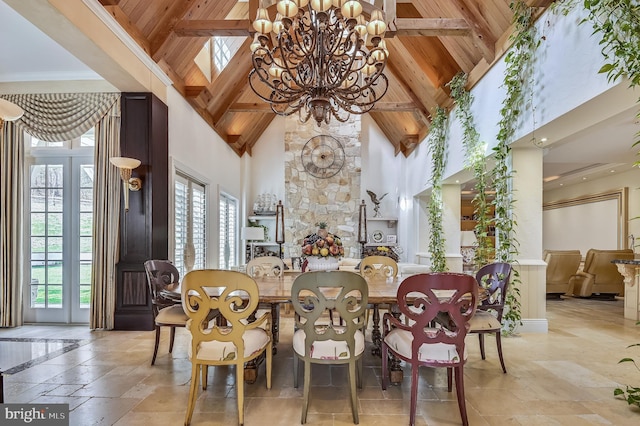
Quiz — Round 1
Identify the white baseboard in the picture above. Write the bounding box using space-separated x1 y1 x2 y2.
517 318 549 333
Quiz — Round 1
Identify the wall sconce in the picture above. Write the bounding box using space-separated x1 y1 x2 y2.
0 98 25 130
110 156 142 212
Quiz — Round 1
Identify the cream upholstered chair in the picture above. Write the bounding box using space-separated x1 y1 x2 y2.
544 250 582 298
291 271 368 424
143 260 189 365
469 262 512 373
246 256 284 278
246 256 284 347
359 255 398 279
359 256 398 334
569 249 633 298
181 270 272 426
382 273 478 426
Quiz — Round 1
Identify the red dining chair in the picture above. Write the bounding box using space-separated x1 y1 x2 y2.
469 262 512 373
381 273 478 426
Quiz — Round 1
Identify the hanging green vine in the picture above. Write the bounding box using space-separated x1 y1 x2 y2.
580 0 640 409
449 72 492 267
427 106 449 272
581 0 640 150
493 0 540 333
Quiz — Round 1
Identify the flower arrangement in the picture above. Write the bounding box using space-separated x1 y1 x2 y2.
301 223 344 258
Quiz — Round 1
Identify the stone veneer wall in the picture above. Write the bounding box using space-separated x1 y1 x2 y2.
283 116 362 259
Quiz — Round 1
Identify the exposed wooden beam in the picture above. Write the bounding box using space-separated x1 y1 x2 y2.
229 102 273 112
184 86 206 98
203 38 254 123
98 0 120 5
371 102 420 111
173 20 251 37
451 0 496 63
395 18 471 37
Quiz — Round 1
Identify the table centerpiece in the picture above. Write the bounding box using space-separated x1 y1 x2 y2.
301 222 344 271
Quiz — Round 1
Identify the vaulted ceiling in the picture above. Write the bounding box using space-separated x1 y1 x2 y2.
98 0 554 157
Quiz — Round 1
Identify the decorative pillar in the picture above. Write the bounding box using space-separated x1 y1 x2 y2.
511 146 547 333
442 184 462 272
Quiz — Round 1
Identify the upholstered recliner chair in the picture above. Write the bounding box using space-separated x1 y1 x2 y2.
569 249 634 298
544 250 582 298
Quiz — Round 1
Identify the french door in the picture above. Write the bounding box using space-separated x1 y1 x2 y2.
23 156 93 323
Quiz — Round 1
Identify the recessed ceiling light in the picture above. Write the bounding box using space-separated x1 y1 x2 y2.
560 183 564 186
540 137 548 143
583 177 587 180
455 180 459 183
610 170 615 173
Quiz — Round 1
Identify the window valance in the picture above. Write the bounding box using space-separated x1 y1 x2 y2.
0 92 119 141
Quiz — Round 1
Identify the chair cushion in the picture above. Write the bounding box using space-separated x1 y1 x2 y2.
189 328 270 361
384 328 466 364
156 304 189 325
468 310 501 331
293 328 365 360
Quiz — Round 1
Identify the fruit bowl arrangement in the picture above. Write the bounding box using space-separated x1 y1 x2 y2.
301 223 344 258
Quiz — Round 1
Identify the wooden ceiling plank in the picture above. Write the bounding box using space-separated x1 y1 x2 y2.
151 0 237 59
394 18 471 37
173 19 251 37
98 0 120 6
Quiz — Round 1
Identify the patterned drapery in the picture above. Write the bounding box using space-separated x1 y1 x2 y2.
2 93 119 142
0 92 120 328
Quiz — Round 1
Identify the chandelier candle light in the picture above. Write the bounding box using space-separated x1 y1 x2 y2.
249 0 389 126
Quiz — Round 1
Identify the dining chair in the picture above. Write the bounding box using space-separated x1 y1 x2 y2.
381 272 478 426
181 269 272 426
143 259 189 365
469 262 512 373
246 256 285 347
359 255 398 279
246 256 284 278
359 255 399 338
291 271 368 424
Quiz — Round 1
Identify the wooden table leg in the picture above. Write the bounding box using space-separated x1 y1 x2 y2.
371 304 381 356
388 304 404 384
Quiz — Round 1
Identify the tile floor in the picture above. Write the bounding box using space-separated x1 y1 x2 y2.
2 297 640 425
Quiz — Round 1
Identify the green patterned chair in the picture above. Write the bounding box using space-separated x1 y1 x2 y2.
291 271 368 424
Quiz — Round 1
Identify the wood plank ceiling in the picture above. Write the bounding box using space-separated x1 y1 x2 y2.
99 0 554 157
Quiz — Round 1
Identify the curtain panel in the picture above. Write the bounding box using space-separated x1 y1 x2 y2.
0 93 120 328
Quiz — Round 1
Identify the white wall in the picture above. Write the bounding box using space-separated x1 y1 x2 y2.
544 167 640 253
167 87 244 268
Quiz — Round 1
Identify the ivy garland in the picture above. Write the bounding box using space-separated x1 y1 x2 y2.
493 0 540 333
581 0 640 149
448 72 492 267
427 106 449 272
579 0 640 408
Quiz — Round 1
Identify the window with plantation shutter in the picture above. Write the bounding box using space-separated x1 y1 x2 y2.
219 193 237 269
174 172 206 277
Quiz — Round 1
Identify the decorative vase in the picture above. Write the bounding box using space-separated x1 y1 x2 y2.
306 256 339 271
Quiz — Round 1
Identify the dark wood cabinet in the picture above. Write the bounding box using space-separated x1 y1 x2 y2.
114 93 168 330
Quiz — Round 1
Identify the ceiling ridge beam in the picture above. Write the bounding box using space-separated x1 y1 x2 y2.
451 0 496 63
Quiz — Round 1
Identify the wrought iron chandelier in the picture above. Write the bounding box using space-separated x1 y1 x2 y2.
248 0 389 126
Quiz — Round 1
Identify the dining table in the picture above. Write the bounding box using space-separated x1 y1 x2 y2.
161 270 483 384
